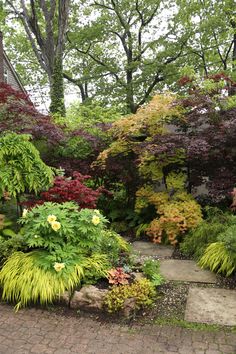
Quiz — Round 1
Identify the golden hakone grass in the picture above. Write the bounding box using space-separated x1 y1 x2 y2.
0 251 109 311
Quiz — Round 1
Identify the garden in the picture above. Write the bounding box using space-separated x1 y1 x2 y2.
0 73 236 325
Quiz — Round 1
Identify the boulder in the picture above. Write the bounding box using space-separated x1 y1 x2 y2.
70 285 108 311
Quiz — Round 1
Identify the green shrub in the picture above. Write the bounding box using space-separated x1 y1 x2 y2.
141 259 165 286
99 229 130 266
0 132 53 198
218 224 236 255
0 214 25 262
180 222 225 260
19 202 108 253
198 242 236 277
0 234 25 263
180 209 236 260
104 279 156 313
0 202 131 309
59 136 93 160
0 250 109 310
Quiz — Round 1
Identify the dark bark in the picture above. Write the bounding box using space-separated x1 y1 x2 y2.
7 0 70 115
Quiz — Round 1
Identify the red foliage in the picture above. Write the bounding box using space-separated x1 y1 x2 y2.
177 76 194 86
0 83 64 144
23 171 109 209
108 267 130 285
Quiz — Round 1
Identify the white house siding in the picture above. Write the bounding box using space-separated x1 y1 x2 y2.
3 58 22 91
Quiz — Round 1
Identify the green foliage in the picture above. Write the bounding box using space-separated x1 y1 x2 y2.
0 234 25 263
218 225 236 255
64 102 121 131
99 229 131 266
50 56 65 116
0 202 132 309
104 279 156 313
0 214 25 262
0 132 54 198
19 202 108 253
198 242 236 277
141 260 165 286
59 135 93 160
0 214 16 238
0 250 109 310
180 209 236 260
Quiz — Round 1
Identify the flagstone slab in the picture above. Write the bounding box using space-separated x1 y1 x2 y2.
185 287 236 326
159 259 216 283
132 241 173 258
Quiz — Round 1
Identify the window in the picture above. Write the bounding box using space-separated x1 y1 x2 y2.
3 66 8 83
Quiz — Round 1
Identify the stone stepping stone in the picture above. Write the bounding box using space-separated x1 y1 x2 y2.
132 241 173 258
159 259 216 283
185 287 236 326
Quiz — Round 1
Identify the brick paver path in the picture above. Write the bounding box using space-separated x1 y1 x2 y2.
0 304 235 354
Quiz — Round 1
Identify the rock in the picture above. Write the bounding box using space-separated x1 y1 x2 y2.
121 297 137 318
70 286 108 311
131 272 145 281
59 291 70 305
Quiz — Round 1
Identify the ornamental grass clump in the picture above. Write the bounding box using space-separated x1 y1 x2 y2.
0 250 109 311
198 222 236 276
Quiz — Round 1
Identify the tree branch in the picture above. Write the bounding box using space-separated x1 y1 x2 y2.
67 34 125 87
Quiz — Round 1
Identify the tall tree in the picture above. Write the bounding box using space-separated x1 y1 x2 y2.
6 0 71 115
176 0 236 78
66 0 188 113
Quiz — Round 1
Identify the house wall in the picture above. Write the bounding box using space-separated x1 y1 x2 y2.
3 57 22 91
0 31 26 94
0 32 3 82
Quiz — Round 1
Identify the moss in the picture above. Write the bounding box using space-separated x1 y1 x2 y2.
153 317 236 332
50 56 65 116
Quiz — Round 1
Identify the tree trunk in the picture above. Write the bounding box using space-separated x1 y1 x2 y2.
49 55 65 116
126 69 137 113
